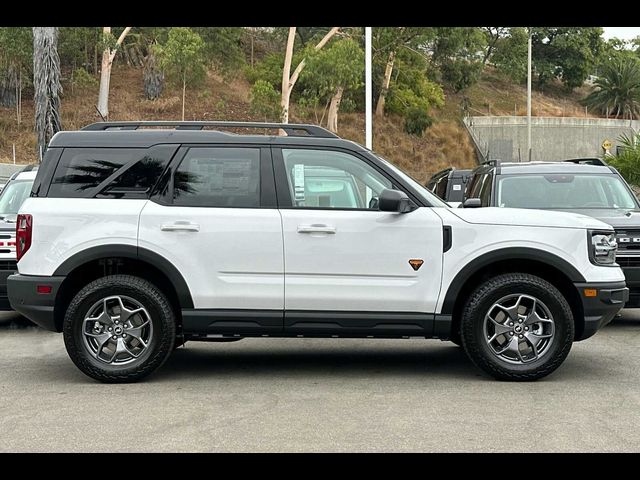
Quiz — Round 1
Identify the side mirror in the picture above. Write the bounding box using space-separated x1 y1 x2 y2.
378 188 413 213
462 198 482 208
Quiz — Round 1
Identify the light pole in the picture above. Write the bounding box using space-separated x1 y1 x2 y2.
365 27 372 150
527 27 532 162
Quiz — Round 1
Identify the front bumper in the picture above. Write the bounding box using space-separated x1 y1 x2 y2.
7 274 65 331
574 281 628 341
618 263 640 307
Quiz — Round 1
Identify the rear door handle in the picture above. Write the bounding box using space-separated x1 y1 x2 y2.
161 221 200 232
297 224 336 234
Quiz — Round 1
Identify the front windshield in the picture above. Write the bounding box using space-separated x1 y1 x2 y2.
0 180 34 220
373 154 450 208
497 174 637 209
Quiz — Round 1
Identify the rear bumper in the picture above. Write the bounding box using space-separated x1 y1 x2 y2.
0 260 18 311
7 274 65 331
574 281 628 341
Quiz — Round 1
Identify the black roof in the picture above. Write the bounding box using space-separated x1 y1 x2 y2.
49 121 362 150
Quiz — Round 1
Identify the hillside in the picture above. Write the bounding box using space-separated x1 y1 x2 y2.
0 66 595 184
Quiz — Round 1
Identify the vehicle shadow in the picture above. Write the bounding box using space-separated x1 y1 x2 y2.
155 341 483 382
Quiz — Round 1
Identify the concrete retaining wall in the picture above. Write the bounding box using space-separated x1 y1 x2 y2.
464 116 640 162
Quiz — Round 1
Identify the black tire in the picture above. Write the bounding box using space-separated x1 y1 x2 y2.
63 275 176 383
460 273 574 381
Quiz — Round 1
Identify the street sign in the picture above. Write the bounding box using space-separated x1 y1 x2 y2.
602 139 613 151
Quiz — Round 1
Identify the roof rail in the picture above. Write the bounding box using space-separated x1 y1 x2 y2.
81 121 339 138
563 157 608 166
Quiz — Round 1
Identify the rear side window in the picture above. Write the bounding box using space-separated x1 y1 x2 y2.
434 175 448 199
479 173 494 206
48 148 142 197
172 147 261 208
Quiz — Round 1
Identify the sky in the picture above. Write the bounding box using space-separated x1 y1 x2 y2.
602 27 640 41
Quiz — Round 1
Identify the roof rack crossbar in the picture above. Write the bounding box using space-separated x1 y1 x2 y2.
81 121 339 138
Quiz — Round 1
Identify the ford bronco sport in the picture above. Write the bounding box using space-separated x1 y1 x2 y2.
8 122 628 383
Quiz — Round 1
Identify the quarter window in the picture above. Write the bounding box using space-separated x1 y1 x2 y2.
172 147 261 208
281 149 392 209
49 148 141 198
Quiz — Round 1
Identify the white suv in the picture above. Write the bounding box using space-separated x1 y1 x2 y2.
8 121 628 383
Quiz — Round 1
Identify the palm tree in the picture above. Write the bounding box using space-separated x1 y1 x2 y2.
33 27 62 160
583 57 640 120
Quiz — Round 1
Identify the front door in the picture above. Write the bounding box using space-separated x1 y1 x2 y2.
138 145 284 334
274 147 443 335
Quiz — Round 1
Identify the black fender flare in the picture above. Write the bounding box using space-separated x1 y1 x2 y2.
53 244 194 309
440 247 586 314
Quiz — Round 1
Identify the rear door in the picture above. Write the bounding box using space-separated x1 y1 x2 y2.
138 145 284 334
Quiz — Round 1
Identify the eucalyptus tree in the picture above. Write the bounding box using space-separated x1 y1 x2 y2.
32 27 62 159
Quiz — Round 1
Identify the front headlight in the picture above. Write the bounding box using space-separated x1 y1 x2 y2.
589 230 617 265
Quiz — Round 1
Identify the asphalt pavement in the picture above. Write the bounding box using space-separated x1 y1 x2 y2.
1 309 639 452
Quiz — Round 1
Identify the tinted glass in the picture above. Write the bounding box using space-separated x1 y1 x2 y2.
98 145 177 199
496 174 637 209
282 149 392 209
173 148 261 207
479 173 493 206
435 175 448 199
49 148 141 197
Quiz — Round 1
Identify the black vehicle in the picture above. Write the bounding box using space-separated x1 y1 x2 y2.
425 167 473 206
463 158 640 307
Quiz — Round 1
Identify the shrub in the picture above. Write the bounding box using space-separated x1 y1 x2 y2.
404 107 433 136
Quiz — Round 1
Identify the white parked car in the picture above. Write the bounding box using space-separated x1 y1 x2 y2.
8 121 628 383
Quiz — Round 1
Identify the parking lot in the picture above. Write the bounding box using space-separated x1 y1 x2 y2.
1 310 639 453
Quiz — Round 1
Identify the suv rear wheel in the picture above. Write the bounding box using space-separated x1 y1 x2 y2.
63 275 176 383
460 273 574 381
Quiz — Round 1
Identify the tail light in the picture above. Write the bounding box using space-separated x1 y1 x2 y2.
16 214 32 262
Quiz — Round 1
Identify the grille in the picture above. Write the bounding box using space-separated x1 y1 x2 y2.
615 230 640 250
616 257 640 267
0 260 17 271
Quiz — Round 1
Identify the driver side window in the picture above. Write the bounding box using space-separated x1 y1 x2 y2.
281 149 392 210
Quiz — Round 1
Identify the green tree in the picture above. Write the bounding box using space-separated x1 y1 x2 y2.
372 27 431 116
58 27 101 74
532 27 604 90
0 27 32 124
301 38 364 133
583 57 640 119
194 27 245 76
160 27 206 121
427 27 487 92
492 27 529 83
250 79 281 121
384 47 444 119
606 132 640 186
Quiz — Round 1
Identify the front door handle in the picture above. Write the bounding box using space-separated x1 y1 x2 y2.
161 221 200 232
297 224 337 234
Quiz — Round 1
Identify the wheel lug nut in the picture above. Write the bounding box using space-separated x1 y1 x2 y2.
108 327 112 332
509 332 514 336
123 334 127 338
519 334 523 338
525 327 529 331
509 322 514 326
112 335 117 340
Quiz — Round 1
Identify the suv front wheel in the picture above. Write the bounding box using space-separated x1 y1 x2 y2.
63 275 176 383
461 273 574 381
